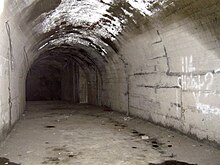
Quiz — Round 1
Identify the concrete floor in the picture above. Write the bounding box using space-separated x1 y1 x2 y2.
0 102 220 165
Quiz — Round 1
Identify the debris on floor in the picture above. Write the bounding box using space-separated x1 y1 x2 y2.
0 102 219 165
45 125 56 128
141 135 149 140
0 157 20 165
123 116 132 121
149 160 197 165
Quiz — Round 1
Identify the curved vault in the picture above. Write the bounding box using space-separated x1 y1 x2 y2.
2 0 220 144
19 0 169 104
18 0 172 66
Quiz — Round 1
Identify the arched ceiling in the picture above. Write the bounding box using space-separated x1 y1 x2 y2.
9 0 176 74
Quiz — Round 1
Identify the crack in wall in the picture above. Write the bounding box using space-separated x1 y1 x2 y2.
5 21 13 127
133 70 220 77
152 30 162 45
149 56 166 60
5 21 13 70
163 45 171 75
137 85 180 89
134 72 157 76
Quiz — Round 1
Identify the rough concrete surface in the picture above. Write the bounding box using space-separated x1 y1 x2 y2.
1 0 220 147
0 102 219 165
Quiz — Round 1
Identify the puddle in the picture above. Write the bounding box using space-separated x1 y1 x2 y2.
132 130 139 134
68 154 75 158
0 157 20 165
149 160 197 165
45 126 55 128
131 129 146 137
152 144 159 148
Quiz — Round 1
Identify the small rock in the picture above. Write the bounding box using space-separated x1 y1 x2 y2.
26 151 33 154
124 117 132 121
141 135 149 140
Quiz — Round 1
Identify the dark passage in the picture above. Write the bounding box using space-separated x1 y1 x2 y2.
25 55 89 103
26 61 62 101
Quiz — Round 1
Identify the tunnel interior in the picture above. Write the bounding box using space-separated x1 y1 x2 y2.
0 0 220 163
26 57 63 101
26 48 97 104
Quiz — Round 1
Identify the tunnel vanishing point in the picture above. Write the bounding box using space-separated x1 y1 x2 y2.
0 0 220 163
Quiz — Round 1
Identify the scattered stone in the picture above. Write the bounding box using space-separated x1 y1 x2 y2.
26 151 33 154
123 117 132 121
141 135 149 140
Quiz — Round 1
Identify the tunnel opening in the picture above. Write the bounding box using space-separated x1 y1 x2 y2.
1 0 220 164
25 55 89 104
26 58 62 101
25 46 102 105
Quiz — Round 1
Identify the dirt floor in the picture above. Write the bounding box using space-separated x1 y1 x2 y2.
0 101 219 165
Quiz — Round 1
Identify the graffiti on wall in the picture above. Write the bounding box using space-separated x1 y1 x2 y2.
177 56 220 115
177 56 215 98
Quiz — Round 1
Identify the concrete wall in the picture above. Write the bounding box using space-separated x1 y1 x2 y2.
101 56 128 113
0 1 28 141
114 0 220 143
0 0 220 146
